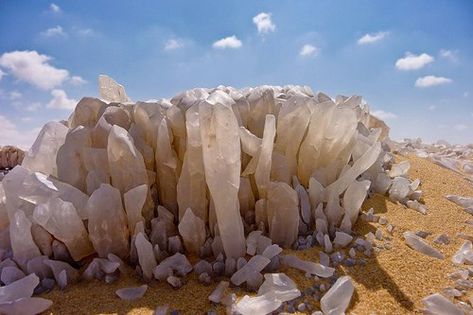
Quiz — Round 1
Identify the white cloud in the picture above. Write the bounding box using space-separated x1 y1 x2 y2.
253 12 276 34
212 36 242 49
25 102 42 112
76 28 94 37
41 25 67 37
50 3 61 13
9 91 22 100
164 39 184 51
0 115 40 149
371 110 398 120
0 50 70 90
70 76 87 86
428 105 436 111
299 44 319 57
395 52 434 70
464 91 469 98
415 75 452 88
0 69 5 80
47 89 77 110
453 124 468 131
357 31 389 45
21 117 33 122
439 49 458 62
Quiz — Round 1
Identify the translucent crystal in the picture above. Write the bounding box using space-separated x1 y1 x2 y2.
403 231 444 260
135 232 157 281
320 276 354 315
199 92 245 258
178 208 206 254
86 184 129 259
267 182 299 247
0 273 39 303
208 281 229 303
33 197 93 261
115 285 148 301
0 297 53 315
422 293 462 315
98 75 131 103
280 255 334 278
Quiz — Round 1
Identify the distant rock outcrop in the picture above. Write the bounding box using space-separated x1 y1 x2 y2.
0 145 25 170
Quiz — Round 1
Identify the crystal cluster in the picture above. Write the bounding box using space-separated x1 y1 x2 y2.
0 76 420 313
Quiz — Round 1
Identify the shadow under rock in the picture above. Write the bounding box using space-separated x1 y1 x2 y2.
344 193 415 312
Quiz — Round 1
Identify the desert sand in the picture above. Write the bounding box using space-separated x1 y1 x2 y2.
41 155 473 314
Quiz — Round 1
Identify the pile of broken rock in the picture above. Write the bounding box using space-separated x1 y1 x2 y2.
0 76 429 314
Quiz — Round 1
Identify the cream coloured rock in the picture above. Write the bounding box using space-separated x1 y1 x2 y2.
267 182 299 247
199 91 245 258
22 121 68 177
176 105 208 221
254 114 276 199
123 184 147 235
155 118 179 215
108 125 148 194
98 75 131 103
9 210 41 264
86 184 129 259
33 197 94 261
178 208 206 255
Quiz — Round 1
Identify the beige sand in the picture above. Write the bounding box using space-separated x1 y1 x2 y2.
42 155 473 314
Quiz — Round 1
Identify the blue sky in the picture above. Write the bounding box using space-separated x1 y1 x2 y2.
0 0 472 148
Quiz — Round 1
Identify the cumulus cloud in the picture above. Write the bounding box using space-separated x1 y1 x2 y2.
395 52 434 70
47 89 77 110
41 25 67 37
212 36 242 49
253 12 276 34
453 124 468 131
415 75 452 88
299 44 319 57
371 110 398 120
50 3 61 13
0 115 40 149
164 39 184 51
357 31 389 45
70 76 87 86
439 49 458 62
0 69 5 80
0 50 70 90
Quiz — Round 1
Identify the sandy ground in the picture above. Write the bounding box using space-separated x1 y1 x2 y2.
42 155 473 314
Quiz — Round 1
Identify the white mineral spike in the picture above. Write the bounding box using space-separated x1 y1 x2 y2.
254 114 276 199
295 184 311 225
267 182 299 248
422 293 463 315
123 184 147 235
389 177 411 202
199 92 245 258
69 97 107 129
308 177 325 209
9 210 41 264
0 297 53 315
98 75 131 103
275 96 311 177
176 105 208 221
230 255 271 286
155 117 179 215
257 273 301 303
342 180 371 224
108 125 148 194
280 255 334 278
135 232 157 281
22 121 68 177
86 183 129 259
0 273 39 303
403 231 444 260
235 293 282 315
178 208 206 254
33 197 94 261
446 195 473 209
115 285 148 301
389 160 410 178
320 275 354 315
208 281 229 304
452 241 473 264
56 126 91 192
1 266 25 285
44 259 79 289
